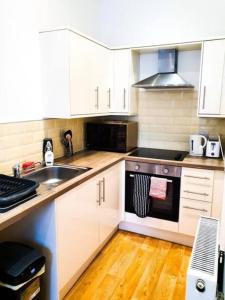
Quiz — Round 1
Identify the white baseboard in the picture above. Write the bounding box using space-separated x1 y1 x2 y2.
119 221 194 247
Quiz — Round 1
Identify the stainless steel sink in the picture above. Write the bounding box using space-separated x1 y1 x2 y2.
24 165 91 187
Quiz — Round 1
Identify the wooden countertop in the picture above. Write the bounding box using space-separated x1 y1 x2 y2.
0 151 124 231
0 150 223 231
126 154 225 171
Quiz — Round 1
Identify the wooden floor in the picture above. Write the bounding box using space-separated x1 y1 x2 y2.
64 230 192 300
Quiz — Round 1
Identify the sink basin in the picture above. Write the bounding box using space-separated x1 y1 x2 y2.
24 165 91 187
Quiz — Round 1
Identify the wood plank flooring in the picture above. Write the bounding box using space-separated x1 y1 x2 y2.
64 230 192 300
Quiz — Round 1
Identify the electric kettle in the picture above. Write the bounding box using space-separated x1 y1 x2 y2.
189 134 207 156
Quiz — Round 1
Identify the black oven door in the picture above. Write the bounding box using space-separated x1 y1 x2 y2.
125 171 180 222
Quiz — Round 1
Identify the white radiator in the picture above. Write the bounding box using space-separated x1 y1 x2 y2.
186 217 220 300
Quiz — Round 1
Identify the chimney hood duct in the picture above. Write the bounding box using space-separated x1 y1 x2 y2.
133 49 194 89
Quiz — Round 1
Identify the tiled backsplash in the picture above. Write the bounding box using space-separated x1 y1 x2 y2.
0 118 87 175
130 90 225 150
1 90 225 174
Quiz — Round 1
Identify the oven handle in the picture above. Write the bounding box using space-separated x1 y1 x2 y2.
129 174 172 183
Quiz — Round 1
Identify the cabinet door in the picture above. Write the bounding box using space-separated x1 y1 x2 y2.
99 163 121 243
113 49 131 113
103 49 114 113
40 30 71 118
92 46 113 114
56 176 100 295
69 32 97 115
198 40 225 115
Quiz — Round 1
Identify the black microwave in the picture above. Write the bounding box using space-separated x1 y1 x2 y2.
86 121 138 153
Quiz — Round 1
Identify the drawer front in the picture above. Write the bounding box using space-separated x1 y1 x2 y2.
179 198 212 236
181 183 213 202
182 168 214 186
181 168 214 202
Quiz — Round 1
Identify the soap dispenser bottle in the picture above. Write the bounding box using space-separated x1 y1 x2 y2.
45 141 54 166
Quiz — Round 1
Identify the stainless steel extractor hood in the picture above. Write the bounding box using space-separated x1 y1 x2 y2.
133 49 194 89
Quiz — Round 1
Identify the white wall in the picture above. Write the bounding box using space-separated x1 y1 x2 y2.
40 0 101 38
98 0 225 47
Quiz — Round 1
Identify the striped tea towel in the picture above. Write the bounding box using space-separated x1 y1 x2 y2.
133 174 150 218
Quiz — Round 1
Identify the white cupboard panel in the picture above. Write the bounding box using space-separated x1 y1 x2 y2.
179 198 211 236
113 49 131 113
99 163 121 242
198 40 225 115
69 32 97 115
56 176 100 293
40 30 71 118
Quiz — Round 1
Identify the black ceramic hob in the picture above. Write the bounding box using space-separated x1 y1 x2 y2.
129 148 188 161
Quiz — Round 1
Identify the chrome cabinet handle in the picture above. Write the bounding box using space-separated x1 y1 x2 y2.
183 190 209 196
107 88 111 108
184 175 210 180
95 87 99 109
202 86 206 110
123 88 126 109
97 181 101 206
101 177 105 202
183 206 208 213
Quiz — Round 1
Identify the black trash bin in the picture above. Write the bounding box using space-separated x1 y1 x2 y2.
0 242 45 300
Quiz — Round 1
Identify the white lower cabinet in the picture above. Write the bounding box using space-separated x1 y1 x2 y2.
179 168 224 236
99 164 121 242
179 198 211 236
55 163 122 299
56 174 100 297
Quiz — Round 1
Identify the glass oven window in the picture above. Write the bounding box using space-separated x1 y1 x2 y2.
125 171 180 222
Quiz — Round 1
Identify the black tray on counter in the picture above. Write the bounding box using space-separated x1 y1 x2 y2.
0 174 39 212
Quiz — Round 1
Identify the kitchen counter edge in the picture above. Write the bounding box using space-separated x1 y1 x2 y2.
0 151 224 231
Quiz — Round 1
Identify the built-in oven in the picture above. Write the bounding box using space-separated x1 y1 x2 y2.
125 161 181 222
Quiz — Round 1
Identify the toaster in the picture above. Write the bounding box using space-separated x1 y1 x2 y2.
206 136 221 158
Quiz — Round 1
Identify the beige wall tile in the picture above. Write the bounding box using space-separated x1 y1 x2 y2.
0 118 90 175
135 90 225 150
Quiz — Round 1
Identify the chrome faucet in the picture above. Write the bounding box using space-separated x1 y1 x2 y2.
12 164 20 178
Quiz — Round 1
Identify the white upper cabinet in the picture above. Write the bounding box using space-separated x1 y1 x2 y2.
92 45 114 114
69 31 98 116
112 49 138 115
40 29 137 118
40 29 114 118
198 39 225 117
